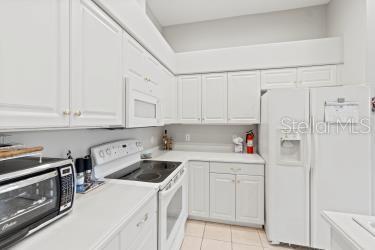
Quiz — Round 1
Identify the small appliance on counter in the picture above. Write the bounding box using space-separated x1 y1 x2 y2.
232 136 243 153
75 155 104 194
0 156 75 248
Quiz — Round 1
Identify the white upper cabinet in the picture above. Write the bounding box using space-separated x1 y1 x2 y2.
236 175 264 224
162 69 178 124
210 173 236 221
189 161 210 218
71 0 124 127
202 73 228 124
178 75 202 124
261 68 297 90
0 0 70 130
297 65 337 88
227 71 261 124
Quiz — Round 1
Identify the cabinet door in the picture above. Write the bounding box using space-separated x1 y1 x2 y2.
202 73 228 124
210 173 236 221
297 65 337 88
228 71 260 124
261 68 297 90
101 235 120 250
0 0 70 130
178 75 202 124
124 35 147 84
189 161 210 218
236 175 264 224
71 0 124 127
162 70 178 124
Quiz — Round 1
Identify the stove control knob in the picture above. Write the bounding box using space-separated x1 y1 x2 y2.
99 150 105 158
106 148 112 156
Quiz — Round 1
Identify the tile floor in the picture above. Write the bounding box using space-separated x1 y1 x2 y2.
181 220 308 250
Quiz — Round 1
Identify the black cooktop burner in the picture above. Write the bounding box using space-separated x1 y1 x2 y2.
105 160 182 183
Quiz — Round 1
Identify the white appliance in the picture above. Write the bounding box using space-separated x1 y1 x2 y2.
125 77 163 128
91 140 188 250
259 86 372 249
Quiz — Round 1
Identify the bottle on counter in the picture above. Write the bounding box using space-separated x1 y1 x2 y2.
83 155 93 184
75 158 85 193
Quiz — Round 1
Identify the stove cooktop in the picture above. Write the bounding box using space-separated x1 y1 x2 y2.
105 160 182 183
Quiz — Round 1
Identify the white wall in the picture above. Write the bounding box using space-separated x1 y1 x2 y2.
162 5 327 52
327 0 367 85
165 124 257 150
6 127 163 159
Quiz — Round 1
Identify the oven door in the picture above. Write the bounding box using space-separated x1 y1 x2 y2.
126 77 162 128
0 170 60 247
158 169 188 250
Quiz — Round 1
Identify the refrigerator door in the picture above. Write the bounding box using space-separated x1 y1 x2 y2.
262 88 310 246
310 86 372 249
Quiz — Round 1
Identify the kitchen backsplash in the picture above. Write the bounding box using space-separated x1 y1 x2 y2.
5 127 163 159
165 124 257 151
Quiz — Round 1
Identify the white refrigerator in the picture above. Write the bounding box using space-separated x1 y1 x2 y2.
259 85 372 249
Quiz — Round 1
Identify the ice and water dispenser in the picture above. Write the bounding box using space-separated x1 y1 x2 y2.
278 130 303 166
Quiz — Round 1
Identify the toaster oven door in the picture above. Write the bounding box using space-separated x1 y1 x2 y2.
0 170 60 246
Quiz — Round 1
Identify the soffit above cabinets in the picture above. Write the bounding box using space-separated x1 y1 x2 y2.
146 0 331 27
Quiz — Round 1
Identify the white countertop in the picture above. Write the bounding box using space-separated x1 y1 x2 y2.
12 182 158 250
152 150 265 165
322 211 375 249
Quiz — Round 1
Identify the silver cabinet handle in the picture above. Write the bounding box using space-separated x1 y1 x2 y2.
63 109 71 116
136 213 149 227
74 111 82 116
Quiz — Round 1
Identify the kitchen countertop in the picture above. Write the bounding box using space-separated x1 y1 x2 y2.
12 182 158 250
322 211 375 249
152 150 265 165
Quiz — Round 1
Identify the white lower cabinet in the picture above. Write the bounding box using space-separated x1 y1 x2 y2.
189 161 265 225
236 175 264 224
189 161 210 218
209 173 236 221
101 235 120 250
99 195 157 250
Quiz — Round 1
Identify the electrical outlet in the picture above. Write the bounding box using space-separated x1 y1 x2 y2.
185 134 191 142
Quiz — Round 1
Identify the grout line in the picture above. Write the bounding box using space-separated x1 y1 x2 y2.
200 222 206 250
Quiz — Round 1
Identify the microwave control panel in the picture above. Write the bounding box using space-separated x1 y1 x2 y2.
59 165 74 212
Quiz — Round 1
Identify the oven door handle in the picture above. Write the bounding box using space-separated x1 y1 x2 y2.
0 170 58 194
160 170 186 198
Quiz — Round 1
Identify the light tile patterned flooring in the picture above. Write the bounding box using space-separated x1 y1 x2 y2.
181 220 309 250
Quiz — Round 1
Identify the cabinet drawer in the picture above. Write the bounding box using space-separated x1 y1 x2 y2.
120 195 157 249
210 162 264 176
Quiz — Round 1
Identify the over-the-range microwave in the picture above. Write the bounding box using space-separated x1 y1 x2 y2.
0 157 75 248
125 76 163 128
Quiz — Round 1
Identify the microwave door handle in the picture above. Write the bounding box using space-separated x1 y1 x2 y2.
0 227 29 249
0 171 58 194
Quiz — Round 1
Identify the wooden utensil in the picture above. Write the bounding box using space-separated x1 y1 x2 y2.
0 146 44 158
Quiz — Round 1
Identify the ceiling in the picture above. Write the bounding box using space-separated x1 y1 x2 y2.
147 0 331 27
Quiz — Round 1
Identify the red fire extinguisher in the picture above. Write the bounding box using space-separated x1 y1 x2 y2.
246 130 254 154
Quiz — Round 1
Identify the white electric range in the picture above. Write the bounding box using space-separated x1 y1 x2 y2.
90 140 188 250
